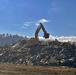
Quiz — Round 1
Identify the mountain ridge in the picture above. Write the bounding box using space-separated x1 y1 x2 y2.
0 33 28 46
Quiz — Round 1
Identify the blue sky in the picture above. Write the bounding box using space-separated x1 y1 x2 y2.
0 0 76 37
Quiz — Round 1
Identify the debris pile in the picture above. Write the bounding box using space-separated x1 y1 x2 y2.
0 39 76 68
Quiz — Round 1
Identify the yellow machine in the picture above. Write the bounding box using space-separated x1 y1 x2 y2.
26 23 49 45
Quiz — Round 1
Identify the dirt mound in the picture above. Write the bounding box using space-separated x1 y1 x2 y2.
0 39 76 67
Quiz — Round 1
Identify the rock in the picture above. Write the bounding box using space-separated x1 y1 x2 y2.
0 39 76 67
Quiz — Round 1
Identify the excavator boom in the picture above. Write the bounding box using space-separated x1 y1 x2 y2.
35 23 49 39
26 23 49 45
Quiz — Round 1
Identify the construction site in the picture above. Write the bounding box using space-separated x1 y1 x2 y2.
0 23 76 75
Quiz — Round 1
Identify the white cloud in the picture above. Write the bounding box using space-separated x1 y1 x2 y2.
56 36 76 42
38 19 49 23
35 18 50 26
38 35 76 42
23 22 30 27
39 35 55 41
23 22 35 26
22 22 35 29
22 18 50 28
35 23 39 26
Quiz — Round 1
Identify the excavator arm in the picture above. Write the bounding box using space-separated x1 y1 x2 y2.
26 23 49 45
35 23 49 39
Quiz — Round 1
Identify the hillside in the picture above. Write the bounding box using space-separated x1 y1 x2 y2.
0 39 76 68
0 34 28 46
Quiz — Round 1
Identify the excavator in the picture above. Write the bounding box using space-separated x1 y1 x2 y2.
35 23 49 39
26 23 49 45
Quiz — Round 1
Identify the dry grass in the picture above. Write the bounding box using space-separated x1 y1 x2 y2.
0 63 76 75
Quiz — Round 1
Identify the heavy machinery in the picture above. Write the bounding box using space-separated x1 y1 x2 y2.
35 23 49 39
26 23 49 45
